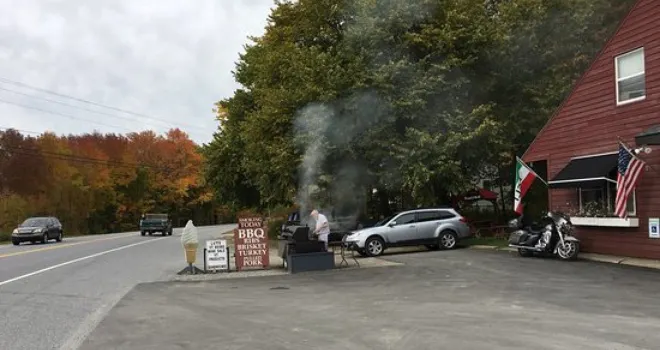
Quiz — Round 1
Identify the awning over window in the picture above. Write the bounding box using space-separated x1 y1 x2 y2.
635 125 660 145
548 153 618 189
458 188 498 202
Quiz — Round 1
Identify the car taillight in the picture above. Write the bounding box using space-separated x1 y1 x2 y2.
459 217 468 223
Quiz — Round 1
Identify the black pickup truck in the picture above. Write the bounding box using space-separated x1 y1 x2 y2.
139 213 173 236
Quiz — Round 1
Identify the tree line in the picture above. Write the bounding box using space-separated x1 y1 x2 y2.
0 128 214 237
203 0 635 221
0 0 638 239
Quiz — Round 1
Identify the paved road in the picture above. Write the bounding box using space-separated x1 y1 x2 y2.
81 248 660 349
0 224 236 350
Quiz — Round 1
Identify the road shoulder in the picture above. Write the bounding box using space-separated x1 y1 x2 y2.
467 244 660 270
78 247 660 350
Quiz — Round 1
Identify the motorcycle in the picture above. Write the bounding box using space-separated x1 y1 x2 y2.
507 211 580 261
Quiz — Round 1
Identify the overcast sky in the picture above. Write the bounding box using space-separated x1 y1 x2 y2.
0 0 275 144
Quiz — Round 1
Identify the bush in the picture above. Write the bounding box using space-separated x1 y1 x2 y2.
215 205 237 224
267 217 285 240
0 192 29 234
235 208 262 219
0 231 10 243
268 204 297 220
460 205 502 224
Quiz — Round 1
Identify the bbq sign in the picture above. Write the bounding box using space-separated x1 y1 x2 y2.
233 216 269 271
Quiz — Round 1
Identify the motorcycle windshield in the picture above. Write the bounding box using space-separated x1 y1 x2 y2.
547 211 569 222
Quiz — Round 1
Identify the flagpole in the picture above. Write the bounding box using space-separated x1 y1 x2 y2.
617 136 658 174
616 137 642 161
516 156 548 185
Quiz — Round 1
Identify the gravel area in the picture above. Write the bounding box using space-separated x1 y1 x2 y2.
171 248 403 282
81 248 660 350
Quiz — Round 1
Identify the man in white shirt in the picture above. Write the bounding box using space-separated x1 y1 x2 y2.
310 209 330 251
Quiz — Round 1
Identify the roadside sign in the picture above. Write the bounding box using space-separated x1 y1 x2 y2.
205 239 229 271
649 218 659 239
233 216 269 271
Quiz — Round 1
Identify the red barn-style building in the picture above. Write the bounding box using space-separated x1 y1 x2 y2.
523 0 660 259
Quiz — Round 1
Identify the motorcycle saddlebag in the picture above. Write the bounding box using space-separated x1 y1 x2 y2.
508 230 529 245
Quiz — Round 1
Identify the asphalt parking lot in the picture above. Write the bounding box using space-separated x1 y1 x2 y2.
80 248 660 350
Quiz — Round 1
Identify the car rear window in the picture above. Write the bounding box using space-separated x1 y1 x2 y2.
417 211 455 222
145 214 168 220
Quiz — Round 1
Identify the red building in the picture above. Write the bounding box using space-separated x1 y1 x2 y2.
523 0 660 259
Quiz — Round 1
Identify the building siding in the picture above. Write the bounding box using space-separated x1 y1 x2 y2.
523 0 660 259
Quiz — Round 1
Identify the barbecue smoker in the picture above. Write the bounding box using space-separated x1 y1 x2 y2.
277 225 329 271
277 225 325 259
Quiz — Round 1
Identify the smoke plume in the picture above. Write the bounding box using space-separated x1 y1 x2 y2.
292 0 439 223
293 90 388 224
293 103 333 218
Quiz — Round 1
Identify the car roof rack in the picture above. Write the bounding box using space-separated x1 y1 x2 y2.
405 205 455 211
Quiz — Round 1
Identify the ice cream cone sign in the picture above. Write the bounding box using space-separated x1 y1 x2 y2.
181 220 199 264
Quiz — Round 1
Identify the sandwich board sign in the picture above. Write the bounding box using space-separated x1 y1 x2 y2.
205 239 229 271
233 216 269 271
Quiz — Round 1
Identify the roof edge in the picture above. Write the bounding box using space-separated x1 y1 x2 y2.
521 0 641 161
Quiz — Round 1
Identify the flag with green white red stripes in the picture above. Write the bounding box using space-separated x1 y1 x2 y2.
514 157 545 215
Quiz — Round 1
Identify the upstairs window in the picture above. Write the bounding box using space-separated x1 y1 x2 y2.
615 47 645 105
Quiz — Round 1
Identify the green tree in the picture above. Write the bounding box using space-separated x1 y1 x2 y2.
204 0 637 217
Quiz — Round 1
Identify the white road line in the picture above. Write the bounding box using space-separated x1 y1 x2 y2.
0 237 167 287
58 287 130 350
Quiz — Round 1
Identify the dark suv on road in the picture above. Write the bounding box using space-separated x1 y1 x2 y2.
139 213 173 236
11 216 64 245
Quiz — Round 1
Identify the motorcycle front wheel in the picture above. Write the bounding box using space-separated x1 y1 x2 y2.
556 241 579 261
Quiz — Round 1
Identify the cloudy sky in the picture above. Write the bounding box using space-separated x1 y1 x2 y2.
0 0 276 144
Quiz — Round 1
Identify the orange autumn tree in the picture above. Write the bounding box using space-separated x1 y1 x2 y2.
0 128 214 237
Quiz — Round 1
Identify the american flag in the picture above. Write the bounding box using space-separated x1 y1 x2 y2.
614 143 645 218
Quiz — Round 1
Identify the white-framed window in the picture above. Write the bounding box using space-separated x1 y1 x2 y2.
625 189 637 216
615 47 646 105
577 186 636 216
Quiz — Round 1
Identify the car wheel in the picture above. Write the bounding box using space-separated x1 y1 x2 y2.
168 230 173 236
141 231 146 236
56 231 63 242
12 239 20 246
148 232 153 236
365 236 385 257
439 230 457 250
41 233 48 244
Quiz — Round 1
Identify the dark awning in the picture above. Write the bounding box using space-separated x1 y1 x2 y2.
548 153 618 189
635 125 660 145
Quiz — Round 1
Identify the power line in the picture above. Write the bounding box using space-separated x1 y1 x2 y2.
0 127 43 135
0 77 207 131
0 98 134 132
0 86 206 132
3 145 146 167
0 129 185 173
5 148 141 170
2 145 165 171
